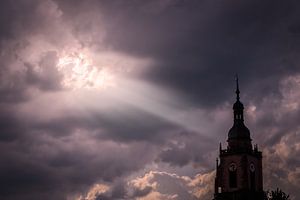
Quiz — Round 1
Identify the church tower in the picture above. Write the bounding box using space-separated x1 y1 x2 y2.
213 77 264 200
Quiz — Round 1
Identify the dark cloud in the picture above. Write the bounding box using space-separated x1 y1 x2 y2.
0 131 158 200
26 102 178 143
157 131 215 168
0 108 25 141
0 0 300 200
92 0 300 107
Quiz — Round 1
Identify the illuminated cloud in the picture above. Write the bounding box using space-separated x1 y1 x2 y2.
79 170 214 200
0 0 300 200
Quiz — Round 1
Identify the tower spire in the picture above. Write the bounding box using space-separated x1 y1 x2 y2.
235 74 240 101
228 75 251 142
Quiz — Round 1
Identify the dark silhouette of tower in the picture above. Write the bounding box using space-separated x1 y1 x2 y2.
213 77 264 200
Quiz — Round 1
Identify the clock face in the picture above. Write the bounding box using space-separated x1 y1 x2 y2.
250 163 255 172
229 163 237 172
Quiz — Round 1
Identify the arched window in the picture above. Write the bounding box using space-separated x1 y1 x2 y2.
229 163 237 188
250 163 255 190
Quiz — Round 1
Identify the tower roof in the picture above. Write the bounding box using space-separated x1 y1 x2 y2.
228 122 250 139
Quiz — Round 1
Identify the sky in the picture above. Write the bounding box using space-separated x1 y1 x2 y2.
0 0 300 199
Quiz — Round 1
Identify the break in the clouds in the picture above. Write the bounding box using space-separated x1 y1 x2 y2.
0 0 300 199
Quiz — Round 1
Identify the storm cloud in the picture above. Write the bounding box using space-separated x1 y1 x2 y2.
0 0 300 200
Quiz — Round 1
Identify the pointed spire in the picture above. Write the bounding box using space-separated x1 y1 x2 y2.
232 75 244 123
235 74 240 101
229 75 251 142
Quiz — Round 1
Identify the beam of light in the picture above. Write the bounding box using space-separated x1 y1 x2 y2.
20 45 219 142
73 77 219 142
108 79 219 141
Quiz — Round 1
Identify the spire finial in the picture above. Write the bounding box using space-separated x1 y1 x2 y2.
235 74 240 101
